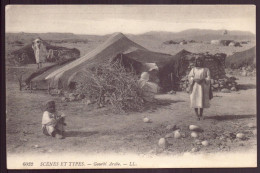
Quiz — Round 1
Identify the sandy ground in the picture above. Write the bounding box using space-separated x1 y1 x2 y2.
6 74 256 156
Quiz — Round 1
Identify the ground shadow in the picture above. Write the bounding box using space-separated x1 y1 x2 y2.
65 131 99 138
237 84 256 90
143 99 185 112
206 114 256 121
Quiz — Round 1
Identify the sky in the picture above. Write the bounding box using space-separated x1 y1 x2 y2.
5 5 256 35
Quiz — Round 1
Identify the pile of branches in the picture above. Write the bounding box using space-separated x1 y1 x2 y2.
75 60 145 113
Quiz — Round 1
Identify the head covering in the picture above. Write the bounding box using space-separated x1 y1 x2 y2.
44 100 55 112
194 56 205 67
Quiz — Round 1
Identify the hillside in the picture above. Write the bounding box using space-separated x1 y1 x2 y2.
130 29 255 42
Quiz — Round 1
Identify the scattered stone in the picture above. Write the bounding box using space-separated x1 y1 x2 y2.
69 96 76 102
195 139 201 145
252 129 257 136
166 124 177 131
34 145 39 148
165 133 174 138
143 117 151 123
191 147 199 152
241 71 247 77
168 90 176 94
201 140 209 146
181 132 187 138
173 130 181 139
61 97 68 102
191 132 198 138
77 94 85 100
158 138 167 149
189 125 200 131
85 100 92 105
230 87 237 91
247 123 256 128
236 133 245 140
221 88 230 93
68 93 75 98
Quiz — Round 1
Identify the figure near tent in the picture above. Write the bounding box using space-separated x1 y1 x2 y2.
42 100 66 139
188 57 213 120
32 38 47 69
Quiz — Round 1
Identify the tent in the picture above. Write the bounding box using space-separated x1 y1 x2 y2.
45 32 179 89
225 46 256 69
27 33 227 92
9 39 80 65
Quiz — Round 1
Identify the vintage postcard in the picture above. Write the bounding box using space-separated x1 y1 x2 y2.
5 5 256 169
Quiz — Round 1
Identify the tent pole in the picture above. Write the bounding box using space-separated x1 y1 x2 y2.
48 82 51 95
30 81 32 93
171 73 173 90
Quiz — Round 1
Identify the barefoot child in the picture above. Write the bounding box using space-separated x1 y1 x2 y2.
42 100 66 139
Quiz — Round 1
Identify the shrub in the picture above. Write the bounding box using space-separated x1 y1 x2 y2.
75 60 146 113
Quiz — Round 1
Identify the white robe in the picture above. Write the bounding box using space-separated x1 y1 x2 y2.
42 111 66 136
188 67 211 108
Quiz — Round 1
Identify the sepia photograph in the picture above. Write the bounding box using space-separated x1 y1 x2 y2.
5 5 256 169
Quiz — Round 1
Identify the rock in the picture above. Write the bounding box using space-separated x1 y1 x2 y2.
143 117 151 123
252 129 257 136
69 96 76 101
236 133 245 139
158 138 167 148
241 71 247 77
247 123 256 128
189 125 200 131
195 139 201 145
221 88 230 93
85 100 92 105
191 132 198 138
191 147 199 152
77 94 85 100
165 133 174 138
166 124 177 131
68 93 75 98
230 87 237 91
174 130 181 139
34 145 39 148
61 97 68 102
201 140 209 146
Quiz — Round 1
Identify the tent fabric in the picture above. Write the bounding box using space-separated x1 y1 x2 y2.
45 33 147 89
225 46 256 69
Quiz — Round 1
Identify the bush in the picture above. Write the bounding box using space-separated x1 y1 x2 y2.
75 60 146 113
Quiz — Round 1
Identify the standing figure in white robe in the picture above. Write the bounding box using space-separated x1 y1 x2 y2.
32 39 46 69
188 57 211 120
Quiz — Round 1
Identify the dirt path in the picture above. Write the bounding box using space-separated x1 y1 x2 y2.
6 76 256 156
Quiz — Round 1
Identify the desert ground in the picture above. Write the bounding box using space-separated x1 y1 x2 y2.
6 70 256 155
5 31 257 157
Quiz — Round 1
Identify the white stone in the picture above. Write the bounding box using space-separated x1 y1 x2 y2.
189 125 200 131
174 130 181 139
191 132 198 138
201 140 209 146
236 133 245 139
143 117 150 123
191 147 199 152
158 138 167 148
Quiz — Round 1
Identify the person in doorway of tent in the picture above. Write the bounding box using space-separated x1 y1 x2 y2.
138 68 160 102
42 100 66 139
188 57 212 120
